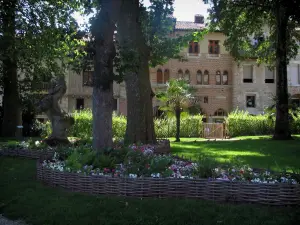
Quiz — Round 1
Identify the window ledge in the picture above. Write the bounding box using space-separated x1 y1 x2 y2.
207 54 220 59
187 53 201 58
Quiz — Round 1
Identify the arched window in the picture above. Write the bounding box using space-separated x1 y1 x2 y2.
214 108 227 117
223 71 228 85
164 69 170 83
203 70 209 85
196 70 202 84
184 70 190 82
157 69 163 84
178 69 183 78
216 70 221 85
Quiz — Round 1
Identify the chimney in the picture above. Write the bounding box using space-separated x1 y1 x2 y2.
194 14 204 24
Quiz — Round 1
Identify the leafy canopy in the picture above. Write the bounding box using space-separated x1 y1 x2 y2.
207 0 300 66
0 0 88 91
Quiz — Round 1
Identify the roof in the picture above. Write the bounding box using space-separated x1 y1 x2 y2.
175 21 205 30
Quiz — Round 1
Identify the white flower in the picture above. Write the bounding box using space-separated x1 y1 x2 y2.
129 174 137 178
35 141 40 147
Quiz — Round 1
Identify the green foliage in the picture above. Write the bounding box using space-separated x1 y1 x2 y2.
41 110 203 139
226 110 274 137
0 0 88 92
92 154 116 170
154 115 203 138
193 155 218 178
157 79 196 112
208 0 300 64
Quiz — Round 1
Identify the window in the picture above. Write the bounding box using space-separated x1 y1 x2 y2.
216 71 221 85
113 98 118 111
204 96 208 103
243 65 253 83
184 70 190 82
164 69 170 83
208 40 220 54
246 95 256 108
265 67 275 83
83 70 93 86
76 98 84 110
157 69 163 84
223 71 228 85
178 69 183 78
203 70 209 85
214 108 227 116
188 41 199 54
196 70 202 84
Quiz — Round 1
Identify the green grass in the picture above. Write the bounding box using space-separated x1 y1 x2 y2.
0 157 299 225
170 136 300 171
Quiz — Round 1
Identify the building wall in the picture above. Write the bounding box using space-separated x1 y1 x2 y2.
232 61 276 114
232 53 300 115
150 32 233 117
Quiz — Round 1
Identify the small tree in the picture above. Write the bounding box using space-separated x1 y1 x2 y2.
157 79 195 142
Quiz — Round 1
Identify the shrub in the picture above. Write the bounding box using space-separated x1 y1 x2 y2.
226 110 274 137
154 115 203 138
41 110 203 139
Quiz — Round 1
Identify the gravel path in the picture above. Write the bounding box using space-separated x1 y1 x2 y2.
0 215 27 225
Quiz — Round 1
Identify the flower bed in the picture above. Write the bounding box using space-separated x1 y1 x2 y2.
0 140 55 159
37 144 300 205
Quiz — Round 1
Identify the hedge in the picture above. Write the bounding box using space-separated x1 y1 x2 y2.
39 110 203 139
38 109 300 139
226 109 300 137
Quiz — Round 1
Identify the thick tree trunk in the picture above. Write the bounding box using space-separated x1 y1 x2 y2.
91 0 122 150
273 5 292 140
1 0 22 137
118 0 156 144
124 57 156 144
175 106 181 142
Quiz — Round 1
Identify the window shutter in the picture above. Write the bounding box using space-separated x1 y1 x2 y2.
157 69 163 83
243 65 253 79
265 68 274 79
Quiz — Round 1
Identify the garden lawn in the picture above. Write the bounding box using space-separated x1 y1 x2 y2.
0 157 299 225
170 136 300 171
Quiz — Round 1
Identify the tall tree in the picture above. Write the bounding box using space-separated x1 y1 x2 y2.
157 78 195 142
117 0 206 144
0 0 85 137
90 0 122 150
207 0 300 140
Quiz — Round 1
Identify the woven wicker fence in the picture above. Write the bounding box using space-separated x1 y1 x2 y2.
37 162 300 206
0 148 55 159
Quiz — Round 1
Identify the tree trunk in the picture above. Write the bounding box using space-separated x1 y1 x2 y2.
117 0 156 144
273 4 292 140
91 0 122 150
175 106 181 142
1 0 22 137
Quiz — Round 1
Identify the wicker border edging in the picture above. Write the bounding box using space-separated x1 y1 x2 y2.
36 162 300 206
0 148 55 159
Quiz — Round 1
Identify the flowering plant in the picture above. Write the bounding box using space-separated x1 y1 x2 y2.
41 145 299 184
